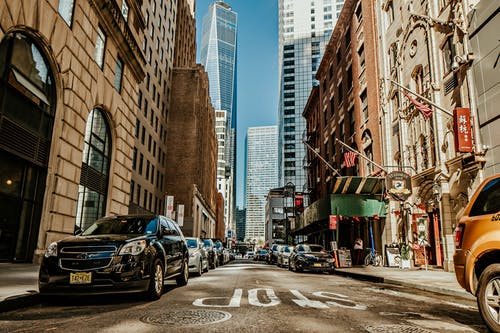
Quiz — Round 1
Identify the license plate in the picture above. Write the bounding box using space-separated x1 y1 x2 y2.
70 272 92 284
313 263 322 267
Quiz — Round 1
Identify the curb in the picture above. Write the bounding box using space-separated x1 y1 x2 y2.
0 293 40 313
334 270 475 301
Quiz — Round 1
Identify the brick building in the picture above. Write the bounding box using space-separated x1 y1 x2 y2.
0 0 145 262
165 66 218 238
299 0 386 253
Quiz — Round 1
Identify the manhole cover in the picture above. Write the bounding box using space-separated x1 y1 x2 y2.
141 310 231 326
366 325 435 333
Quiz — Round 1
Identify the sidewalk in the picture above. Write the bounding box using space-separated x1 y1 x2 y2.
0 262 474 313
335 265 475 301
0 263 40 312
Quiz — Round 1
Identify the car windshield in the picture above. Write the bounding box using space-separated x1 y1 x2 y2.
81 217 157 236
186 239 198 248
203 240 212 247
301 245 325 253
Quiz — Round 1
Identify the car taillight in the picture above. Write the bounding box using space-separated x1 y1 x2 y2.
455 224 464 249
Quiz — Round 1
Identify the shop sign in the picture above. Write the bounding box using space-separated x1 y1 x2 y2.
386 171 412 201
165 195 174 218
453 107 473 153
329 215 337 230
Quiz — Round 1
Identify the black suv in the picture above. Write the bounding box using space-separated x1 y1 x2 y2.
38 214 189 300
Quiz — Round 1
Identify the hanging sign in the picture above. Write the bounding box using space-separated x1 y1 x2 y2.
329 215 337 230
386 171 412 201
453 107 473 153
177 204 184 226
165 195 174 218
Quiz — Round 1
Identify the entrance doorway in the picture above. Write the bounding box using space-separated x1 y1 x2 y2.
0 32 56 262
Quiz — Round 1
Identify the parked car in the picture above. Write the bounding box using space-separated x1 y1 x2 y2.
289 244 335 274
453 174 500 332
244 251 255 259
185 237 209 276
267 244 281 264
202 238 218 269
38 214 189 301
277 245 293 267
254 249 268 261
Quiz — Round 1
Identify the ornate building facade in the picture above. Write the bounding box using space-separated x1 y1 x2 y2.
376 0 485 270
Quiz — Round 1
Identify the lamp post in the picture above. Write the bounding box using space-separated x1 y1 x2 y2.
284 182 295 245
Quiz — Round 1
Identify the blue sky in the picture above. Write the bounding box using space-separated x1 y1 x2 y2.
195 0 279 208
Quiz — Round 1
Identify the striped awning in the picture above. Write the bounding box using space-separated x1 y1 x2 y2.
332 176 385 195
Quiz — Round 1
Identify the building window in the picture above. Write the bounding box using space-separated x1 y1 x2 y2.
136 184 141 205
58 0 75 26
94 26 106 69
114 57 124 92
75 109 112 231
129 181 135 203
442 36 456 73
121 1 129 21
139 153 144 175
337 83 343 105
132 147 137 170
360 89 368 123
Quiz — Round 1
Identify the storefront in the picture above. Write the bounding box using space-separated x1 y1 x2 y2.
292 177 386 266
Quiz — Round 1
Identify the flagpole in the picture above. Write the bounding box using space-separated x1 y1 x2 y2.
386 78 453 117
335 138 387 173
302 139 342 177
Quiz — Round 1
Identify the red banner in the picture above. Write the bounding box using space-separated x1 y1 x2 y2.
329 215 337 230
453 108 473 153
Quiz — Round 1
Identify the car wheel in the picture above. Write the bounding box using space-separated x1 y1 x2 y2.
176 260 189 286
203 261 209 273
146 259 164 300
477 264 500 332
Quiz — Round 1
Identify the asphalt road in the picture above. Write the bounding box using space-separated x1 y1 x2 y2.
0 260 488 333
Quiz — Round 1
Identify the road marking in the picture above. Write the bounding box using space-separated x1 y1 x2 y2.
248 288 281 307
290 290 329 309
192 288 242 307
313 291 367 310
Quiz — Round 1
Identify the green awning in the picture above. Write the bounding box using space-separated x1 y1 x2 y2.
330 194 386 217
295 193 387 234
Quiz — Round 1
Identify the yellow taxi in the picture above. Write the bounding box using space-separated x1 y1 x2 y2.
453 174 500 332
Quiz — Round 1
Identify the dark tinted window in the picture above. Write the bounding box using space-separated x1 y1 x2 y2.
82 217 157 235
470 178 500 216
302 245 325 253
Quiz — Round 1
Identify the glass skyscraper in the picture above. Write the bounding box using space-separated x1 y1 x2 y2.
245 126 278 244
200 1 238 235
278 0 344 193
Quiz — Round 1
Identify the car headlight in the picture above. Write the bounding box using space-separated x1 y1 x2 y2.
119 240 147 255
44 242 58 258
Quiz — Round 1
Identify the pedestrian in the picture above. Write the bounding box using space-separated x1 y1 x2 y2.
354 237 363 265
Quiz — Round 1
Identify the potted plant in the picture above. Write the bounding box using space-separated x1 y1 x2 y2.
400 243 411 269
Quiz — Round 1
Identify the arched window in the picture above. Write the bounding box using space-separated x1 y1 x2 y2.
75 109 111 231
0 32 56 261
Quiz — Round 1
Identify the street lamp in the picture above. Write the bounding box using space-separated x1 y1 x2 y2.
284 182 295 245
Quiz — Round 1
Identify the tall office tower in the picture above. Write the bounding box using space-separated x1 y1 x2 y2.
235 206 246 242
129 0 178 215
245 126 278 244
278 0 344 194
200 1 238 236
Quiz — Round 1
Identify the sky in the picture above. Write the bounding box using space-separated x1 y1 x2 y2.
195 0 279 208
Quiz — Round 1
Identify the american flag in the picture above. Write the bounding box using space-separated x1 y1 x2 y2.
344 151 357 168
401 90 433 121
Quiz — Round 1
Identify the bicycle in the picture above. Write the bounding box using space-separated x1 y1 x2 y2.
364 248 383 266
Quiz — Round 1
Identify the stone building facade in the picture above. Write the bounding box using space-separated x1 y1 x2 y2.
376 0 484 270
0 0 144 262
165 66 218 238
129 0 178 216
